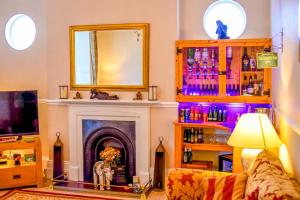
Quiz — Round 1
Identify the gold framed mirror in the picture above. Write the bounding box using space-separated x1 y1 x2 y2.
70 23 149 91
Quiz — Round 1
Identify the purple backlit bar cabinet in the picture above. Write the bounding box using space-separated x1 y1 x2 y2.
174 39 273 172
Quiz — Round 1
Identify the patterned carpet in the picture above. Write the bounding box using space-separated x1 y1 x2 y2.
0 189 121 200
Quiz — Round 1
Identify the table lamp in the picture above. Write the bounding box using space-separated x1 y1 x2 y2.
227 113 282 171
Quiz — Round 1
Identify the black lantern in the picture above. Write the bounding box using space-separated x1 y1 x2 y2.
153 136 165 191
53 132 64 179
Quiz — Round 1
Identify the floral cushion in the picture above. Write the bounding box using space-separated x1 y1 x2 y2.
201 173 248 200
167 168 231 200
245 150 300 200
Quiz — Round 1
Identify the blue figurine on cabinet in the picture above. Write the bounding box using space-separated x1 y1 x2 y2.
216 20 230 39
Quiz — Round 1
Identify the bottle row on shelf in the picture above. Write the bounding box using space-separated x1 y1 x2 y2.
182 83 219 96
242 74 264 96
179 105 227 123
183 128 230 145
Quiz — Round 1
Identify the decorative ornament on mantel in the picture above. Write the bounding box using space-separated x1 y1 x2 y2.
90 88 119 100
73 91 82 99
133 91 143 100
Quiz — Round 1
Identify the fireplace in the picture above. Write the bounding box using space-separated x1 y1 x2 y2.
82 120 135 185
65 102 151 184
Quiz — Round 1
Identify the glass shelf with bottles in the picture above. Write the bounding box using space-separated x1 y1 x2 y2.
178 102 272 130
226 46 267 97
181 47 220 96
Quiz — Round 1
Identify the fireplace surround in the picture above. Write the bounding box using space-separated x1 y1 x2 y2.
66 100 152 184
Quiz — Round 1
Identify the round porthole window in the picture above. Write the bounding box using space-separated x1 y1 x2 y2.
5 14 36 50
203 0 247 39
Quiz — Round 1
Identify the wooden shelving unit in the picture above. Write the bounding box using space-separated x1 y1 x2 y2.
0 137 43 189
174 38 273 172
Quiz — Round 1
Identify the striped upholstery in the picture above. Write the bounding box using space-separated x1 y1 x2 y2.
201 173 248 200
167 168 239 200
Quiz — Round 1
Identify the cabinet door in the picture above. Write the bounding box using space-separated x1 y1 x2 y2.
224 40 272 103
176 41 222 102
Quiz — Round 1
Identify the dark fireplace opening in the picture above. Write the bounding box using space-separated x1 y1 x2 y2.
82 120 136 185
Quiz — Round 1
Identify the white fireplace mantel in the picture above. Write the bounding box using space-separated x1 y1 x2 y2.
42 99 160 106
45 98 159 184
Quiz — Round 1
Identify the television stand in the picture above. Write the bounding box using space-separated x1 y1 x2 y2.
0 137 42 189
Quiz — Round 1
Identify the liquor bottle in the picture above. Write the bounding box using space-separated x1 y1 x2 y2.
249 48 257 71
209 84 213 95
191 128 195 143
242 76 248 95
211 49 216 78
188 148 193 163
194 106 199 121
247 75 254 95
213 106 218 121
202 48 209 64
215 84 219 96
201 84 205 96
194 129 198 143
187 129 191 143
208 106 213 121
205 82 209 95
187 48 195 66
194 48 201 64
236 84 240 96
196 84 200 96
183 147 188 163
180 108 185 122
228 84 232 96
198 105 203 120
232 84 236 96
258 79 264 96
253 75 259 96
222 107 227 122
218 108 223 122
226 47 233 79
198 129 204 143
242 47 250 71
183 129 187 142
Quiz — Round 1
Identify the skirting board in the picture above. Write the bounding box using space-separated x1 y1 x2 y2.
43 157 69 179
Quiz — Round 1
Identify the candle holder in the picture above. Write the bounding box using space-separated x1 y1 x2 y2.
148 86 158 101
59 85 69 99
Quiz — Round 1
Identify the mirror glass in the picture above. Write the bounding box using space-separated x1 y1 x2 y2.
70 24 149 90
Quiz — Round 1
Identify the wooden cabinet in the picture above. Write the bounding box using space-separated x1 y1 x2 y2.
0 137 43 189
174 38 273 172
176 39 272 104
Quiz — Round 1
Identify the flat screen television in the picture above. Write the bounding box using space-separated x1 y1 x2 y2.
0 90 39 137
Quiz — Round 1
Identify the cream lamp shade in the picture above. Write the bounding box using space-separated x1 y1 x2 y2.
227 113 281 149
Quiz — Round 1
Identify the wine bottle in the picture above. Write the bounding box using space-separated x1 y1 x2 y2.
250 48 257 71
242 76 248 95
247 75 254 95
194 129 198 143
222 107 227 122
218 108 223 122
187 129 191 143
242 48 250 71
226 47 232 78
198 129 204 143
213 106 218 121
188 148 193 163
183 147 188 163
191 128 195 143
183 129 187 142
208 106 213 121
254 75 259 96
